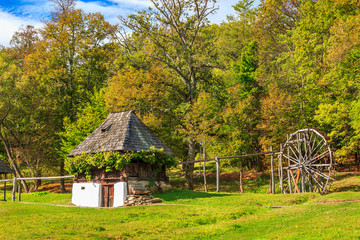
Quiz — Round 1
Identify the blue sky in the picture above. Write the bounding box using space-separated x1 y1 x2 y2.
0 0 240 47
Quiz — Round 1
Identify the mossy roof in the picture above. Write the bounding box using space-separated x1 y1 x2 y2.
68 110 173 156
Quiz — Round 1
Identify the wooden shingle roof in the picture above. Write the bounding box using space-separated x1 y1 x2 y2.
68 110 173 156
0 160 13 174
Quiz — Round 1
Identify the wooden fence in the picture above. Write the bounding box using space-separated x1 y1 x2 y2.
0 176 74 202
179 149 280 193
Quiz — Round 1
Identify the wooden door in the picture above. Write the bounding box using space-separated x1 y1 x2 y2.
102 184 114 207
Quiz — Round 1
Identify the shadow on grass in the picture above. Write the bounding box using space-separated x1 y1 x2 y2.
331 185 360 192
154 188 227 201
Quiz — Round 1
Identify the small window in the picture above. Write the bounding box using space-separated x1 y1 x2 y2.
101 124 112 132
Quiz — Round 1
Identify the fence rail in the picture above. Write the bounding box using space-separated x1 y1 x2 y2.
5 175 75 202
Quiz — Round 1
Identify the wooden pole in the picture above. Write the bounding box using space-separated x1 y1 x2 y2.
18 183 21 202
279 145 283 194
4 181 6 201
203 141 208 192
287 169 292 193
239 163 244 193
203 159 208 192
12 177 16 201
216 157 220 192
270 146 275 194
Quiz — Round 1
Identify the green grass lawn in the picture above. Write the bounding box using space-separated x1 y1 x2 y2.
0 174 359 239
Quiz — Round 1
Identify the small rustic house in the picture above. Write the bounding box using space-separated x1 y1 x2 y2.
68 110 173 207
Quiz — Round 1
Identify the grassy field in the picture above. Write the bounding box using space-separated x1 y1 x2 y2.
0 173 360 239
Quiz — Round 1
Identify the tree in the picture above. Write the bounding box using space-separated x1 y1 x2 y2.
0 52 30 192
118 0 218 189
18 0 117 191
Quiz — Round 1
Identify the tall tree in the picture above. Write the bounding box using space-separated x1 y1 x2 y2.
19 0 117 191
118 0 218 189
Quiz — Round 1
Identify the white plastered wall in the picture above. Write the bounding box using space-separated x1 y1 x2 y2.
72 183 102 207
113 182 127 207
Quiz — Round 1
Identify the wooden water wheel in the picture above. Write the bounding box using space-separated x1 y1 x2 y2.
279 129 334 194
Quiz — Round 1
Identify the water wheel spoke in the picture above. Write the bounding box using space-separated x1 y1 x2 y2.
304 167 324 193
309 150 331 164
283 154 300 165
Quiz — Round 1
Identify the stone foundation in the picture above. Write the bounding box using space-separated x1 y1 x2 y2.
125 193 162 206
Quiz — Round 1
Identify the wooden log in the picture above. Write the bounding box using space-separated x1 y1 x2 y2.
270 146 275 194
12 178 16 201
216 157 220 192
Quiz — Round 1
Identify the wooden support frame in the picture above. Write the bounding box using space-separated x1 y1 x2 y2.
179 150 279 193
10 175 75 202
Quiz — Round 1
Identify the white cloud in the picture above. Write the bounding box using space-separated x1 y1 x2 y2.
0 9 41 47
0 0 238 47
109 0 152 8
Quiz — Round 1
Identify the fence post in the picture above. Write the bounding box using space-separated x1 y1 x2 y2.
270 146 275 194
18 183 21 202
216 157 220 192
279 145 283 194
12 177 16 201
4 181 6 201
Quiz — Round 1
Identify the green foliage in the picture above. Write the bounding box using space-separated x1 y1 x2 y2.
59 89 109 157
65 148 176 180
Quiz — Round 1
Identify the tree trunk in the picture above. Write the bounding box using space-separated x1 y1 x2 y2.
0 131 29 192
355 151 359 172
60 160 66 193
184 139 195 190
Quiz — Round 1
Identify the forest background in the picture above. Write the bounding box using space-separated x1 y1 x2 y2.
1 0 359 191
